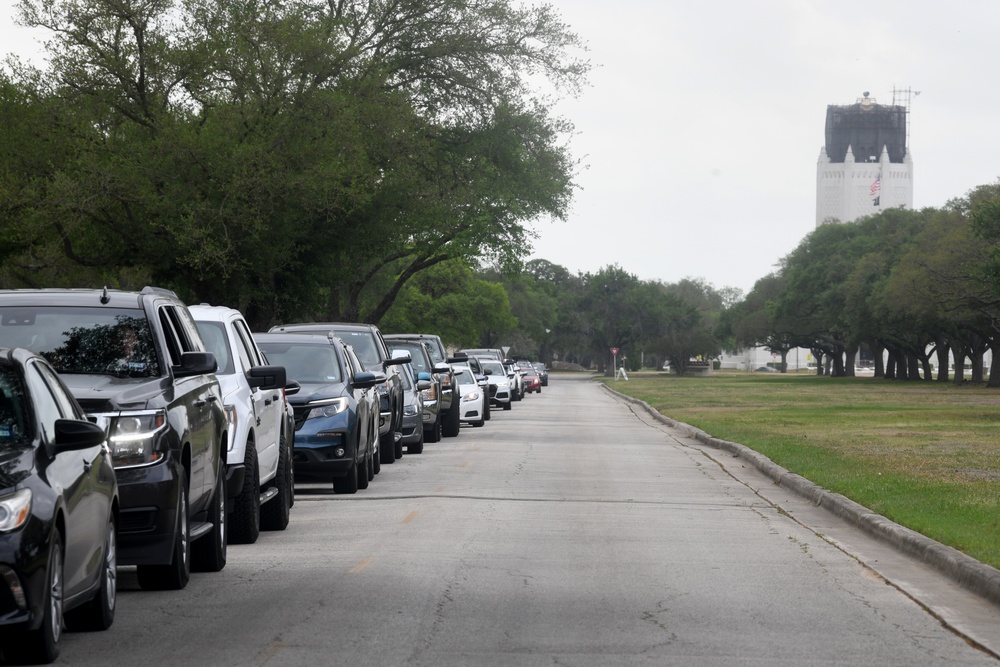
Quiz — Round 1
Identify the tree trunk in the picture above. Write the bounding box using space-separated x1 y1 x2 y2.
872 340 886 378
971 347 984 383
844 345 857 377
935 337 950 382
885 348 897 380
906 352 921 381
953 343 966 385
779 349 788 373
988 343 1000 387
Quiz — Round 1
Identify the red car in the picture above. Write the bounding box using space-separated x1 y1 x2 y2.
522 370 542 394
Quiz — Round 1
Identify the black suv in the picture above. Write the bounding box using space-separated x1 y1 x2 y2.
385 333 461 437
0 287 228 590
269 323 410 464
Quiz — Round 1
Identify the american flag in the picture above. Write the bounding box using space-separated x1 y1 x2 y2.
870 171 881 196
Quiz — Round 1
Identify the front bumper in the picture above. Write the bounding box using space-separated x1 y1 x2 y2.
114 456 185 566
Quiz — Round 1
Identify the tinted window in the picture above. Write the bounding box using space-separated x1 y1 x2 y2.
0 366 30 446
24 363 61 443
455 367 475 385
0 306 160 377
258 342 341 384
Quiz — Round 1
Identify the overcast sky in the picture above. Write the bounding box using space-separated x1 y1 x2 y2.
4 1 1000 296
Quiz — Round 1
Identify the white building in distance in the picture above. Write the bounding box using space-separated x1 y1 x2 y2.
816 93 913 226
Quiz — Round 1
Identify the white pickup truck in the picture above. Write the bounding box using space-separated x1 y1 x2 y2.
191 305 295 544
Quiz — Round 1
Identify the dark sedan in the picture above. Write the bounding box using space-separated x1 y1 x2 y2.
0 348 118 664
254 334 383 494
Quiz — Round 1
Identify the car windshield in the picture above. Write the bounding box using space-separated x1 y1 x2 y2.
0 366 30 447
455 367 475 385
0 306 160 378
194 321 236 375
257 341 341 384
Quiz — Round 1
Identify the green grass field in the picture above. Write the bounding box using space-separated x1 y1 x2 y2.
597 370 1000 570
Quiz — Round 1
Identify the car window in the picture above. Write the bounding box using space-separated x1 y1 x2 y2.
195 321 236 375
0 306 160 377
258 342 341 384
23 362 62 443
0 366 30 446
32 360 83 419
234 320 264 367
390 343 428 373
337 331 379 367
455 367 475 385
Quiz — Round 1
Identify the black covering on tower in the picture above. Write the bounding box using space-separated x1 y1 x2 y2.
825 95 906 164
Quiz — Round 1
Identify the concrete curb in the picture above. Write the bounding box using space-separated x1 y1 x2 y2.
601 384 1000 608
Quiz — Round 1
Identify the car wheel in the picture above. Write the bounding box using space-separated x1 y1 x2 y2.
261 432 292 531
192 462 228 572
409 426 424 454
502 400 512 411
357 435 371 489
65 515 116 632
425 414 442 443
334 458 359 494
394 434 404 459
483 398 491 421
442 404 461 437
137 474 191 590
13 530 64 663
230 441 260 544
373 418 382 474
379 428 395 464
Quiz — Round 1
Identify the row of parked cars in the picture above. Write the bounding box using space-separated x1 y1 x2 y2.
0 285 548 663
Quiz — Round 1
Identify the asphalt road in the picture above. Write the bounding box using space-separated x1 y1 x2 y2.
41 373 1000 666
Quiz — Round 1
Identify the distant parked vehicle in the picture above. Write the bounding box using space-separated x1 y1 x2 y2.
269 323 409 464
0 348 118 664
522 368 542 394
387 338 444 442
453 365 486 427
478 359 513 410
255 333 382 494
397 363 429 454
385 333 461 438
532 362 549 386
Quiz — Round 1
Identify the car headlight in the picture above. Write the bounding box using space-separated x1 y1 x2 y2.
306 397 349 420
0 489 32 533
462 390 481 402
497 380 509 388
420 385 437 401
404 404 419 416
109 410 168 468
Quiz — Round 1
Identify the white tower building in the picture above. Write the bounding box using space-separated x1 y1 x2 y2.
816 93 913 226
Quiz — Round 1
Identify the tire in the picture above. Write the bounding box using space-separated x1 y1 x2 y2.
442 403 461 438
261 433 292 531
333 458 359 494
502 400 512 411
379 429 395 464
357 435 371 489
230 441 260 544
409 427 424 454
192 462 228 573
425 414 442 443
394 434 404 459
483 398 491 421
65 516 116 632
137 475 190 590
15 531 63 663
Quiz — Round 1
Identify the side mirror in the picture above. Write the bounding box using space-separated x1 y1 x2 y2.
285 379 301 396
484 368 493 376
175 351 217 377
51 418 107 454
354 371 383 389
416 379 432 391
418 371 432 381
248 364 287 391
385 352 411 366
433 362 451 374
